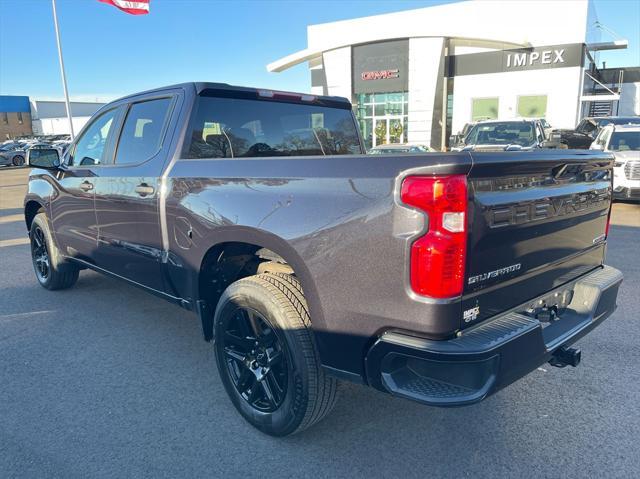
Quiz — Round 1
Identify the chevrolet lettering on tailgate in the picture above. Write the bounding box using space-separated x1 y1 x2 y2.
487 188 610 228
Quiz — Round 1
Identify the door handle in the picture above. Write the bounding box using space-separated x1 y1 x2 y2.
79 181 94 191
135 183 155 197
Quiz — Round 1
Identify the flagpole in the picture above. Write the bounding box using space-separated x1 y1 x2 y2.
51 0 75 140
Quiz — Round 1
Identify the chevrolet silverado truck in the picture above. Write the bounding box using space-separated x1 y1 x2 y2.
24 83 623 436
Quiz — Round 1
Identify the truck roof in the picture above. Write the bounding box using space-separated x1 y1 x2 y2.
605 123 640 132
113 82 352 108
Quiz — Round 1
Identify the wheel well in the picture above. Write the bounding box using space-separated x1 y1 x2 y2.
24 201 44 231
198 242 295 313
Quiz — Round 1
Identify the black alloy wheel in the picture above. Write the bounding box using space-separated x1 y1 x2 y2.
13 155 25 166
220 306 288 413
31 225 50 282
29 212 79 290
214 273 339 436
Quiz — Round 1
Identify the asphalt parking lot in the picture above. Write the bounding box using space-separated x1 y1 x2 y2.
1 167 639 478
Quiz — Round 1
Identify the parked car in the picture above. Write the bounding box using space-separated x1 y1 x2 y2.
456 119 548 151
550 116 640 149
591 123 640 201
368 143 433 154
448 121 476 150
0 143 26 166
25 82 622 436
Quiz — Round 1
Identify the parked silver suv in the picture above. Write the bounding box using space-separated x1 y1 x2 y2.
591 123 640 201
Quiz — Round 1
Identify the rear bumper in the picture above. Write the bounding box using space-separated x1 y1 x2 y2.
365 265 623 407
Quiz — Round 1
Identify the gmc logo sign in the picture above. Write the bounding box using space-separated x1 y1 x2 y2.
361 69 399 81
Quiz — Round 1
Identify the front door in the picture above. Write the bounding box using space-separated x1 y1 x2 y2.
50 106 124 263
93 95 176 291
374 116 405 147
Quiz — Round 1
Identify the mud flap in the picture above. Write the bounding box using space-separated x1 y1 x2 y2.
196 300 214 341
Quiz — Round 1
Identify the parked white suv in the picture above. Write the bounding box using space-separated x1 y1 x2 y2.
591 124 640 201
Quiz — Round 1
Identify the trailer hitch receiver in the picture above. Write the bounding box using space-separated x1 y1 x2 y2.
549 346 581 368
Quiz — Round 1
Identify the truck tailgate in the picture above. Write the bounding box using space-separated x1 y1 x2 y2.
461 150 613 327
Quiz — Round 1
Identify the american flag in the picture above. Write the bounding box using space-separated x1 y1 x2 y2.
98 0 150 15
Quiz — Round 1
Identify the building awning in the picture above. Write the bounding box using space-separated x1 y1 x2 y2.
267 49 317 73
581 94 620 102
266 0 593 73
586 40 628 51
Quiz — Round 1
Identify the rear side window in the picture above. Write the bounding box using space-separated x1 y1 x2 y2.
185 96 361 158
115 97 172 165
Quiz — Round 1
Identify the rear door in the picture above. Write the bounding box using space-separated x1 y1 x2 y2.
93 94 178 291
461 150 613 326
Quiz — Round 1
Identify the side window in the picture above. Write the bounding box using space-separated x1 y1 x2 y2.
70 108 120 166
114 97 172 165
185 96 361 158
594 129 606 147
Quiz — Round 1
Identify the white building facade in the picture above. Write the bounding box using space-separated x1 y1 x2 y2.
268 0 633 150
30 100 105 136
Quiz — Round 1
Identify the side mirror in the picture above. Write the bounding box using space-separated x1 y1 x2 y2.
27 148 60 169
591 143 604 151
540 139 566 149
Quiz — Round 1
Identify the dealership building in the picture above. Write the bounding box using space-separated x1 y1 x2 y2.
268 0 638 150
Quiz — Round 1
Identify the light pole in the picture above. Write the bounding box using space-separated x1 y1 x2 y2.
51 0 75 139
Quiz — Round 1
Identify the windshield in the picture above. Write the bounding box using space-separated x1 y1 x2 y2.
465 122 535 147
609 131 640 151
598 117 640 127
576 119 597 134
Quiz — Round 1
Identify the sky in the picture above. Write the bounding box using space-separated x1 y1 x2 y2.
0 0 639 102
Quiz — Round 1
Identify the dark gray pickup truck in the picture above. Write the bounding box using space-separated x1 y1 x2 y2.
24 83 622 436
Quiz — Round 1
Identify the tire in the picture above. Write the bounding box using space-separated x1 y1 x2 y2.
30 212 79 290
214 272 339 436
12 155 25 167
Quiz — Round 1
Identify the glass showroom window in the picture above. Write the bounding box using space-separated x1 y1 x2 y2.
471 97 499 121
354 92 409 149
517 95 548 118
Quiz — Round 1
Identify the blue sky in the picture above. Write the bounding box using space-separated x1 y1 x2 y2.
0 0 638 101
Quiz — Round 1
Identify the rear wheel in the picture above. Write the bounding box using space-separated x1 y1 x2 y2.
12 155 25 167
30 213 79 290
214 273 338 436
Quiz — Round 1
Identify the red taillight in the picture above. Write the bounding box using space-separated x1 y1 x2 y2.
400 175 468 298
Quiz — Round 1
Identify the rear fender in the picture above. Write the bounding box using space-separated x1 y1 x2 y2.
193 226 326 340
